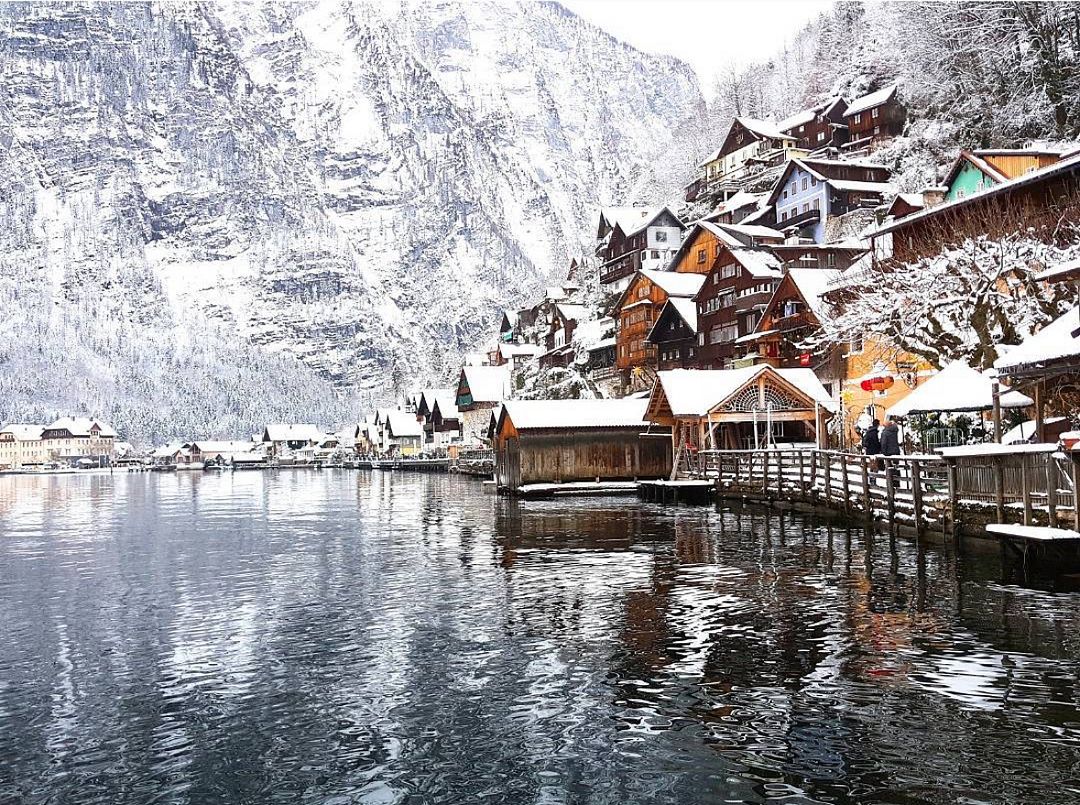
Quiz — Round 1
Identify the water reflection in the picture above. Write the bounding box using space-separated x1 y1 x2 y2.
0 472 1078 804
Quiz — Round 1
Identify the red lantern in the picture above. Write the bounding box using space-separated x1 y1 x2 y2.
799 352 812 367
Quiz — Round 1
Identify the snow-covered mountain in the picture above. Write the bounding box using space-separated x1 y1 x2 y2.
0 0 702 443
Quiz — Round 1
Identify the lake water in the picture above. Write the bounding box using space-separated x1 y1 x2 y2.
1 470 1079 804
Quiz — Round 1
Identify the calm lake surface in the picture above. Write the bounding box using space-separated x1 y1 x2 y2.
1 470 1079 804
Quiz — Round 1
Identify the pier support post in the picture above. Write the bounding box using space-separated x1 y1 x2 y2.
911 460 923 536
1020 455 1032 527
1047 453 1058 525
841 453 851 515
861 456 871 518
994 457 1006 524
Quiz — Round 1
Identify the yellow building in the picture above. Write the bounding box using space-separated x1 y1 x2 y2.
0 424 46 469
841 336 934 439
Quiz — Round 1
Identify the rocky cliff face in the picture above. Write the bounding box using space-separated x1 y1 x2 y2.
0 0 702 442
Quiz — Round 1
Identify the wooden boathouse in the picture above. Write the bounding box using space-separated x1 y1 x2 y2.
492 398 671 495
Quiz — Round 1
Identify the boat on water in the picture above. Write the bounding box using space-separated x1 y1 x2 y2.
176 462 205 471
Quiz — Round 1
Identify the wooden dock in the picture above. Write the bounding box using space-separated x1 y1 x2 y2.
637 479 714 504
356 458 450 472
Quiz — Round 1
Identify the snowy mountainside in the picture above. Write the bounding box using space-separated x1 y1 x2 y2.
0 1 703 443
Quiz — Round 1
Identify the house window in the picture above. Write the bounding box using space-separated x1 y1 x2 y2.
802 203 809 213
715 242 722 256
782 190 788 200
798 125 805 133
854 113 862 124
656 230 668 243
873 126 880 135
811 176 817 186
782 300 801 317
849 334 864 354
698 333 705 346
781 211 788 221
721 264 738 279
872 107 880 118
801 178 808 190
865 170 875 181
812 198 820 210
826 251 836 267
713 273 719 285
817 131 826 142
697 248 706 264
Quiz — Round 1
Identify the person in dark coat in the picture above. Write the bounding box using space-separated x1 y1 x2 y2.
880 418 901 488
861 419 881 456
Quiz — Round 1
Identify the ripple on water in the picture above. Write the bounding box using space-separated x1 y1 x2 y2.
0 473 1079 804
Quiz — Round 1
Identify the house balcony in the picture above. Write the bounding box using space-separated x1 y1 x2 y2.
779 208 822 230
775 311 815 332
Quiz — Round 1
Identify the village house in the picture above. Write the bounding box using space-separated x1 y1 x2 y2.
190 440 263 465
416 390 461 448
492 398 671 492
538 302 587 369
765 157 892 243
614 269 706 375
778 96 849 151
646 298 699 371
261 424 323 457
693 247 783 370
868 148 1080 264
701 190 768 226
942 148 1068 202
646 366 836 456
39 417 117 466
456 364 512 445
383 411 424 455
842 83 906 151
696 117 803 199
0 424 45 470
494 342 543 370
596 207 685 290
740 267 846 397
767 243 867 272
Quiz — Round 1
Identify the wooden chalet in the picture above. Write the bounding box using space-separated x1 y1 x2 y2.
646 298 699 371
597 206 685 288
842 84 905 150
455 365 511 445
614 270 706 372
493 399 671 492
778 96 849 150
943 148 1068 202
699 117 802 196
768 243 867 272
765 157 892 243
539 303 586 369
417 389 461 447
739 268 844 395
430 395 462 441
645 366 836 453
694 246 783 370
868 148 1080 263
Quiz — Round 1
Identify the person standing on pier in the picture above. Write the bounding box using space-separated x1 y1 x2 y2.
861 419 881 459
880 417 901 488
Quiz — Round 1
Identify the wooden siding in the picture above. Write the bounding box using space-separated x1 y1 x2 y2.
980 152 1061 179
495 428 673 488
616 276 670 370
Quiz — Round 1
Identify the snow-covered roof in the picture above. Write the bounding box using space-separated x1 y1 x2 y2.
432 391 460 419
263 424 323 442
0 424 43 441
44 417 117 437
1002 417 1068 445
500 398 649 431
600 206 660 234
498 343 543 359
556 303 587 322
460 365 512 404
994 306 1080 374
651 366 836 418
826 179 894 195
639 269 706 298
721 222 785 240
730 248 782 279
777 107 817 132
844 83 898 117
886 361 1034 417
571 316 614 349
737 116 790 141
151 443 184 458
386 411 423 438
785 268 843 321
193 440 259 454
667 297 698 332
1034 257 1080 283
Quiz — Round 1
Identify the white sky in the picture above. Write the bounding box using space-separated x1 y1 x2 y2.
560 0 836 88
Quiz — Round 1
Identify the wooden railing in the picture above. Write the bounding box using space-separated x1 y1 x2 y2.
683 447 1080 534
685 449 950 533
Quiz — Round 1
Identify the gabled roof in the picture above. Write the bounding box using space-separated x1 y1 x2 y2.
700 117 795 165
431 392 460 421
386 410 424 438
647 297 699 342
728 248 783 279
765 158 893 207
942 150 1009 190
417 388 457 418
647 366 836 419
597 207 659 238
555 303 587 323
0 424 43 441
193 440 259 454
263 424 323 442
457 365 511 405
498 398 649 432
844 83 899 117
782 268 843 322
885 193 925 218
777 96 847 132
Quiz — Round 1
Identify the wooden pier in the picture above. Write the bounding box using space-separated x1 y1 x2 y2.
637 479 714 504
356 458 450 472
